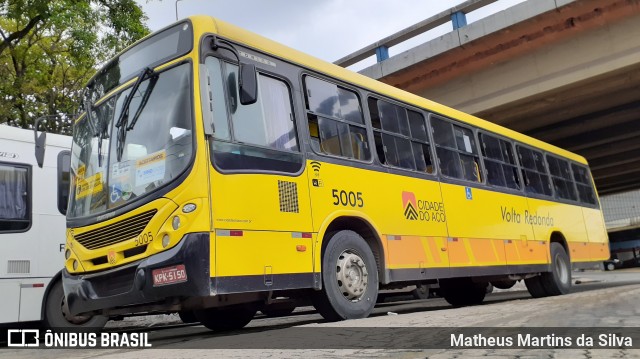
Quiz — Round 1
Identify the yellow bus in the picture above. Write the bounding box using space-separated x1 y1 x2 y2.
61 16 608 330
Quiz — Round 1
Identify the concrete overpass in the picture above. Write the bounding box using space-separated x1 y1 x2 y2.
335 0 640 195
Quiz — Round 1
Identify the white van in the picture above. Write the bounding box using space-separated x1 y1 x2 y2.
0 125 106 328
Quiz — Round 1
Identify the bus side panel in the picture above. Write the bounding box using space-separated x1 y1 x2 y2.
582 207 610 261
213 230 314 291
440 183 533 267
19 282 47 321
526 198 590 262
306 161 449 275
0 281 20 322
210 170 314 291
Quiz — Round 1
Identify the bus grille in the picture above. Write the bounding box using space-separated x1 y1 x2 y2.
74 210 157 250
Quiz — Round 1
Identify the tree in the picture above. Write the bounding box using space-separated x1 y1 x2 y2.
0 0 149 133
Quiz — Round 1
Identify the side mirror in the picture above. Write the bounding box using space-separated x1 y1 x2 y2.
34 117 48 168
239 62 258 105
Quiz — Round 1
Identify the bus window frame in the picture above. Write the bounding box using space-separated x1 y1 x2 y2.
545 153 581 204
569 161 600 208
429 114 486 186
366 95 437 177
202 47 305 176
515 143 556 201
57 150 71 215
478 130 525 194
301 72 374 165
0 161 32 234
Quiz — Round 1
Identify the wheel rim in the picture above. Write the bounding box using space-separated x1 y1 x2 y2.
555 254 569 284
336 249 368 302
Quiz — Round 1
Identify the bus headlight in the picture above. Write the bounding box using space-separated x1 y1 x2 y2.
162 234 170 248
65 249 71 259
72 260 78 271
172 216 180 230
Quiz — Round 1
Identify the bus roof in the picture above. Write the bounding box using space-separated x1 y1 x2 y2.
190 15 586 165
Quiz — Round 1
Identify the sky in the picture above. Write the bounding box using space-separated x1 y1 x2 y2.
135 0 526 70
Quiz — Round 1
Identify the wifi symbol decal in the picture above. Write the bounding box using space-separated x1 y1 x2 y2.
310 161 322 175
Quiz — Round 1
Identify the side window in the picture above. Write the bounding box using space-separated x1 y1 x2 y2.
369 97 434 173
547 156 578 201
0 163 31 232
517 146 552 196
431 116 481 182
479 133 520 190
205 57 303 173
304 76 370 161
572 164 597 205
57 151 71 215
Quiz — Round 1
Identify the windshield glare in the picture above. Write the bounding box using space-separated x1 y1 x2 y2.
68 63 193 219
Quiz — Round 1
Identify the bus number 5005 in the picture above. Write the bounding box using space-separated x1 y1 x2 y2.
135 232 154 246
332 189 364 208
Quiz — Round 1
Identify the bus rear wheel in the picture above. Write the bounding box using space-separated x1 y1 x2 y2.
541 243 572 295
194 304 257 331
43 279 107 330
525 243 571 297
439 278 487 307
311 230 379 321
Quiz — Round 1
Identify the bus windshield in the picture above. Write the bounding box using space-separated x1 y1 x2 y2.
68 63 193 219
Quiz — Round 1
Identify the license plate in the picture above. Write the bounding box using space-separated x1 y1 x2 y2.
152 264 187 286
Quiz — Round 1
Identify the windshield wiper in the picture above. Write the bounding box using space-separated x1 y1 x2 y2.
83 98 106 168
115 67 157 161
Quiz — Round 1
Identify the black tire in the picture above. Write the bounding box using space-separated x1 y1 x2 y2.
43 279 108 330
485 282 494 294
194 304 257 331
178 310 199 324
260 306 296 318
311 230 379 321
540 243 571 296
439 278 486 307
492 279 517 290
411 284 431 300
524 275 547 298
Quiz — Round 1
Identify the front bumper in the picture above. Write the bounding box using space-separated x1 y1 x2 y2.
63 232 211 316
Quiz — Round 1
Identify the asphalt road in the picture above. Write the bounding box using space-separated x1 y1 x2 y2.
4 269 640 358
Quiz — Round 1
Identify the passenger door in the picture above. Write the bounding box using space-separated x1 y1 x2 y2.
203 54 314 292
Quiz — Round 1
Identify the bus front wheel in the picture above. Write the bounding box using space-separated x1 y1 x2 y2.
43 279 108 330
312 230 379 321
194 304 256 331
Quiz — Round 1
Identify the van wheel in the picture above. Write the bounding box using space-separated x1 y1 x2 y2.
43 280 107 330
178 310 198 324
261 306 296 318
194 304 256 331
540 243 572 295
606 262 615 271
311 230 378 321
411 284 431 300
439 278 486 307
492 279 517 290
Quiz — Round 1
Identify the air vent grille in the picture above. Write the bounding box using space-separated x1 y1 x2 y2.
7 260 30 274
75 210 157 250
278 180 299 213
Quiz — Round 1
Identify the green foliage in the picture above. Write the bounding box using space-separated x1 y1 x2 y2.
0 0 150 134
